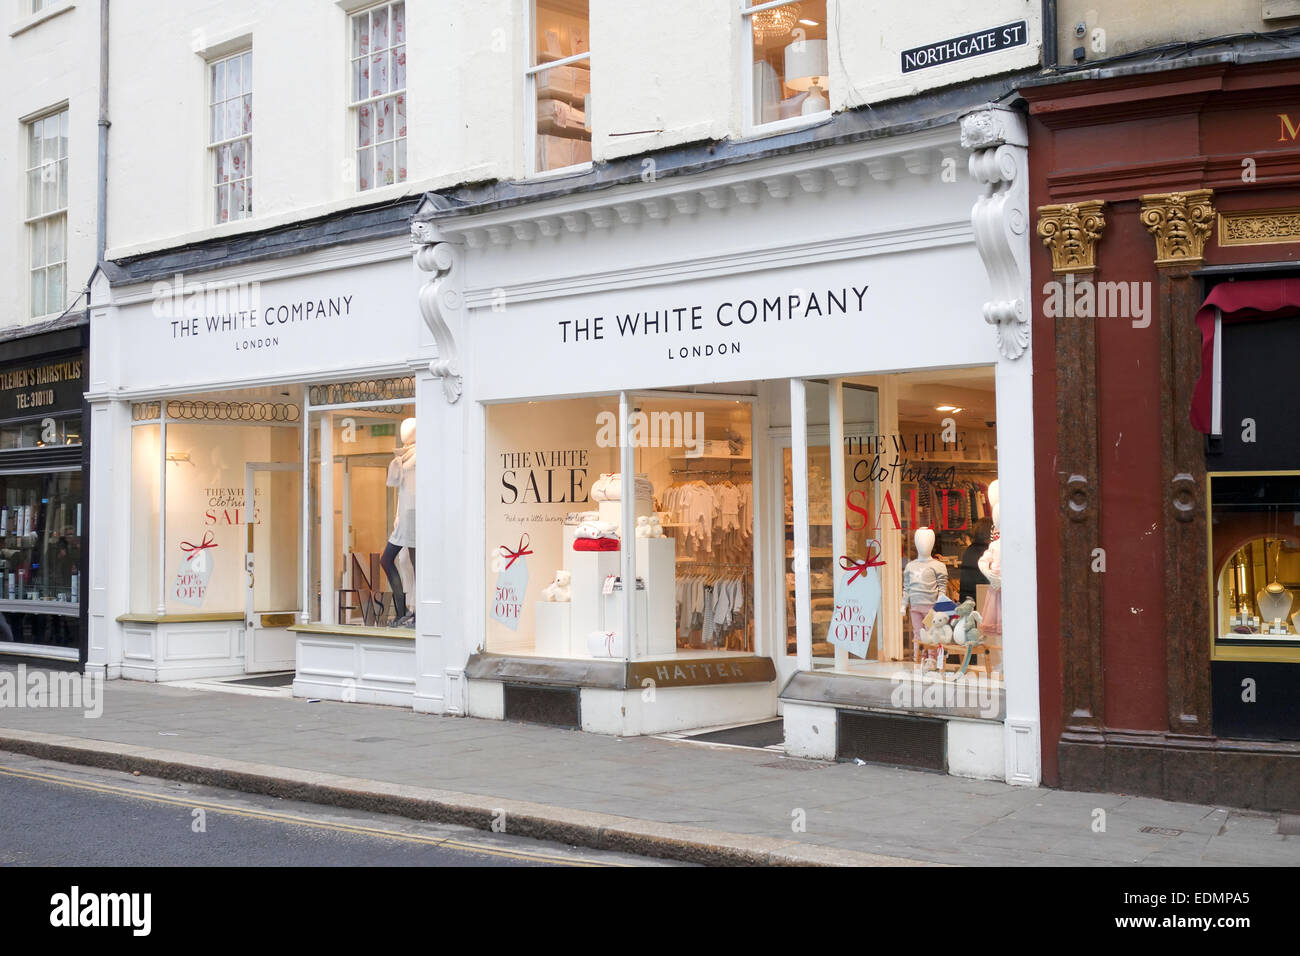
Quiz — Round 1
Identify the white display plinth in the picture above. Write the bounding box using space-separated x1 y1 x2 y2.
568 547 620 657
533 601 571 658
636 536 676 656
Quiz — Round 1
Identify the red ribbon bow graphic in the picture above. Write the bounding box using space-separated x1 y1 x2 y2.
180 531 219 563
498 534 533 571
839 541 885 584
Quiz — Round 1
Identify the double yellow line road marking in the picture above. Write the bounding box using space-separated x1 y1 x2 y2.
0 763 628 867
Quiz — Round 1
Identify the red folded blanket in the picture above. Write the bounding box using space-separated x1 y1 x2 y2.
573 537 619 552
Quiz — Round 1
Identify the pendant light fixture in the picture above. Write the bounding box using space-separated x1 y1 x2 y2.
752 3 800 43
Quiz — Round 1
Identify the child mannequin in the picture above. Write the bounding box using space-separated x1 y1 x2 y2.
903 527 947 662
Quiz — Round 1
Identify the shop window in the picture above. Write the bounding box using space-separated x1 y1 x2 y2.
350 1 407 191
744 0 830 131
25 107 68 318
0 471 82 607
129 402 302 616
527 0 591 174
307 384 415 630
782 371 1002 684
1209 472 1300 662
209 49 253 224
484 394 755 659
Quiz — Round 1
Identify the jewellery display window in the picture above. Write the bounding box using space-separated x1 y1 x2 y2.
1209 471 1300 662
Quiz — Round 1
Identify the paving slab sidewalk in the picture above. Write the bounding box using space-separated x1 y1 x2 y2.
0 670 1296 866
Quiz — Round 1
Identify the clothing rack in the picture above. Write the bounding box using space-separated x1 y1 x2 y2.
674 560 751 651
669 468 751 478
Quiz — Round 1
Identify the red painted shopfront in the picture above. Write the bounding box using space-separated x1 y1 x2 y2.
1022 56 1300 810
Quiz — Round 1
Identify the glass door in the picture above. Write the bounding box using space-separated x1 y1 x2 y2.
244 461 302 672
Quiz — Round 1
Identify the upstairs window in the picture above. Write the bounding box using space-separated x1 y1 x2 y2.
25 108 67 318
744 0 830 131
209 50 253 224
527 0 591 174
350 1 407 191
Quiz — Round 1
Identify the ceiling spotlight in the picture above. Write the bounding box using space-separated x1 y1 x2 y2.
936 404 963 413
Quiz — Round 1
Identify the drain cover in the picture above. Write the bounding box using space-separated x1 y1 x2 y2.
1139 825 1184 836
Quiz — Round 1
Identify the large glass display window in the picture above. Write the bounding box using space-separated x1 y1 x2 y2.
306 378 416 631
783 369 1002 687
484 392 756 660
128 396 302 619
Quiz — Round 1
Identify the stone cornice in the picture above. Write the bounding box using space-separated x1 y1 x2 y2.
413 126 965 249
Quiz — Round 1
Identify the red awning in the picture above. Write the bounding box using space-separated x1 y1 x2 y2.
1191 278 1300 433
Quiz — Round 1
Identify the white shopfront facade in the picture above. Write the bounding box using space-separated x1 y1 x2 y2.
85 232 437 701
414 105 1041 783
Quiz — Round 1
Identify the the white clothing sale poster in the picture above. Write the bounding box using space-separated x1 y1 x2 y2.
827 545 884 659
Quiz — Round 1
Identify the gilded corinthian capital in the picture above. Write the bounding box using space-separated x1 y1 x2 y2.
1139 190 1215 267
1037 201 1106 275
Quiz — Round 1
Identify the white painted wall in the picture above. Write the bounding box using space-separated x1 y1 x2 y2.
2 0 101 330
98 1 1043 259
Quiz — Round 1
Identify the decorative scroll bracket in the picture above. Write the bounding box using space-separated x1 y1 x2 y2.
962 104 1031 361
411 220 464 404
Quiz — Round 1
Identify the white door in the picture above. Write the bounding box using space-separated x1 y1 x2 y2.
244 461 302 672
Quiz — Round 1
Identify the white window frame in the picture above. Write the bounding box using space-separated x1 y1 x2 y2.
741 0 832 138
24 106 68 320
349 0 407 192
207 48 253 225
524 0 592 178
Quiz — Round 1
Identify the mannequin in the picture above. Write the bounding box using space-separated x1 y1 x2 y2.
977 480 1002 637
383 417 417 626
903 527 948 663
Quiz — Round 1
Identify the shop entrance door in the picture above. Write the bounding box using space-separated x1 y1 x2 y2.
244 461 302 672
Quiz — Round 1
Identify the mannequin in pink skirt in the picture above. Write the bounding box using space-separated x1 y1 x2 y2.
978 487 1003 644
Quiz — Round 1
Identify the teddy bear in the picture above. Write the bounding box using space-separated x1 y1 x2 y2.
947 598 985 680
951 598 982 645
541 569 571 603
634 515 665 538
920 599 957 672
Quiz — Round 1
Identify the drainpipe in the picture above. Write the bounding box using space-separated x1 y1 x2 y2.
96 0 109 263
1041 0 1058 70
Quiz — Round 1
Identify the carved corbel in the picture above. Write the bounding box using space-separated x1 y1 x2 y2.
962 105 1031 360
1139 190 1215 268
411 220 464 404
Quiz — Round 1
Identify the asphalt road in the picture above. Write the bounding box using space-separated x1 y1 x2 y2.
0 752 678 867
